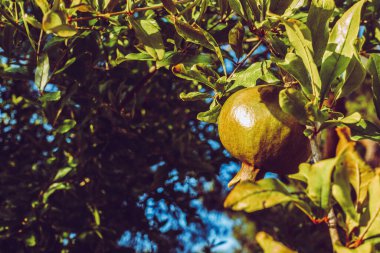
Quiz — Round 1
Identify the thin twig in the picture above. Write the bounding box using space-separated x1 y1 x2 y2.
0 6 28 37
227 40 262 80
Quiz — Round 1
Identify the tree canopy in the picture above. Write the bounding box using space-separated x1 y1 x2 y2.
2 0 380 252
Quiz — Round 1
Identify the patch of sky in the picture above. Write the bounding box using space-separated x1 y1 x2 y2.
44 83 59 92
150 161 165 172
118 231 158 253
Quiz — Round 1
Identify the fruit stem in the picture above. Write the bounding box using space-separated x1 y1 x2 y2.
227 162 260 188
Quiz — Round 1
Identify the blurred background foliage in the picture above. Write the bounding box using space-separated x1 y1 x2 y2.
0 0 380 252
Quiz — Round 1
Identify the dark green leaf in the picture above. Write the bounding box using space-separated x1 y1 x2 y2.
306 0 335 66
228 22 244 59
172 64 215 89
173 18 226 74
336 54 366 99
319 0 365 102
228 0 244 18
350 119 380 142
367 54 380 119
35 53 50 92
55 57 77 74
279 88 308 124
161 0 178 14
273 53 312 95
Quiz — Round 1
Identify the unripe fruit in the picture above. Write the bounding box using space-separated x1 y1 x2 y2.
218 85 311 176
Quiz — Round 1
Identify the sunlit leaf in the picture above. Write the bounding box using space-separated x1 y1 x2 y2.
34 0 50 14
55 57 77 74
56 119 76 134
319 0 365 102
53 167 73 181
51 24 77 37
306 0 335 65
179 91 212 101
24 14 42 29
320 112 362 131
35 53 50 92
161 0 178 14
130 18 165 60
307 156 340 210
283 19 321 97
39 91 61 102
197 103 221 123
227 60 279 92
256 231 296 253
43 182 71 203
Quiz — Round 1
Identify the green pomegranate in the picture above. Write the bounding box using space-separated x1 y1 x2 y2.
218 85 311 176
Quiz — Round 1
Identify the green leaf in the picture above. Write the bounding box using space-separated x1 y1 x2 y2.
161 0 178 14
367 54 380 120
319 0 365 102
227 60 279 92
228 22 244 59
320 112 362 131
350 119 380 142
35 53 50 92
23 14 42 29
34 0 50 14
279 88 308 124
224 179 294 212
42 10 66 32
179 91 212 101
51 24 77 37
197 103 221 123
307 156 340 210
130 18 165 60
306 0 335 66
273 53 312 95
334 243 373 253
256 231 296 253
332 150 359 234
53 167 73 181
360 175 380 240
172 64 215 89
43 182 71 203
25 234 37 247
39 91 61 102
173 18 226 74
55 57 77 74
228 0 245 18
336 54 366 99
56 119 76 134
270 0 305 16
282 0 307 17
282 19 321 97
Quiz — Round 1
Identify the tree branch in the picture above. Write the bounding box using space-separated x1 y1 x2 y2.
227 40 262 80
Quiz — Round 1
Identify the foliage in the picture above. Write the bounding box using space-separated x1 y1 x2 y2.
2 0 380 252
